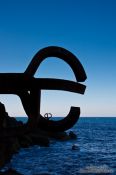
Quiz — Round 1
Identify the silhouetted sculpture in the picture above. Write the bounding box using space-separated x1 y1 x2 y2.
0 46 87 133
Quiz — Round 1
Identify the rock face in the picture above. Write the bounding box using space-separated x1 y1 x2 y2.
0 102 77 171
0 101 49 169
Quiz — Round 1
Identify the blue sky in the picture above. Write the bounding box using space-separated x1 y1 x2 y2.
0 0 116 117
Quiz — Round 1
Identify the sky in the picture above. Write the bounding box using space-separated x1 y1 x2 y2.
0 0 116 117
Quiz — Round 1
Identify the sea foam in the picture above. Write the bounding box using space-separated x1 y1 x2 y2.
79 164 114 174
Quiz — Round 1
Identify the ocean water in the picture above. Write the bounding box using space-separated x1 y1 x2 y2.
1 117 116 175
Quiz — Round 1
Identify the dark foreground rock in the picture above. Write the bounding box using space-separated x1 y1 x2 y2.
0 102 77 171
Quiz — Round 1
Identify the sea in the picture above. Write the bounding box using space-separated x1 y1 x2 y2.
1 117 116 175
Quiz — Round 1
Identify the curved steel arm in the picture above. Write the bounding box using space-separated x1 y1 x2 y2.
30 78 86 94
25 46 87 82
38 107 80 132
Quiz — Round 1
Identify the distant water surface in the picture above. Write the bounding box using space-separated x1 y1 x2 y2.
1 117 116 175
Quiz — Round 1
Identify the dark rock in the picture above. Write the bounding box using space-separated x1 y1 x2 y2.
18 135 33 148
69 131 77 139
49 131 70 141
0 141 7 168
31 128 71 141
31 127 76 141
29 133 49 147
72 144 79 150
9 137 21 153
0 138 14 168
6 117 23 128
0 102 78 170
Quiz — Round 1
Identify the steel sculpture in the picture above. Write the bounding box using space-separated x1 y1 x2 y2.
0 46 87 133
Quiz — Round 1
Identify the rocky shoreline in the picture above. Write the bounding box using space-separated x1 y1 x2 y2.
0 102 77 174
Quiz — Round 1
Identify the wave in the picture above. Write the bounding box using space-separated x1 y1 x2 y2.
79 164 114 174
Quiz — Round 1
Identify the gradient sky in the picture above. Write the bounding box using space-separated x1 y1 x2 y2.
0 0 116 117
